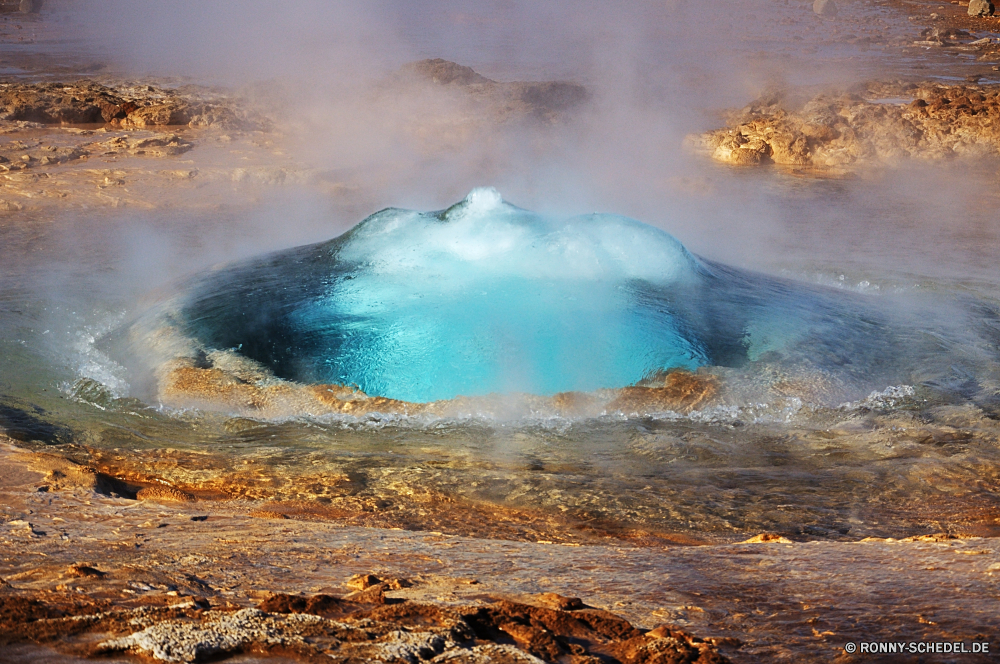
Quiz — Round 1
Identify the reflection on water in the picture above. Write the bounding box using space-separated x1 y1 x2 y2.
1 170 999 546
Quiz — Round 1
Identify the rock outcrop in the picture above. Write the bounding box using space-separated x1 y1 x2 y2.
0 82 264 130
697 81 1000 172
399 59 589 123
968 0 994 17
0 587 732 663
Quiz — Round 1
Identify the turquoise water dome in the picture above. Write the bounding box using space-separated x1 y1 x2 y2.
295 187 708 401
179 187 905 404
182 188 715 402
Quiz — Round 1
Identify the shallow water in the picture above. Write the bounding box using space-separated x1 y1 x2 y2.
1 0 1000 550
2 164 1000 545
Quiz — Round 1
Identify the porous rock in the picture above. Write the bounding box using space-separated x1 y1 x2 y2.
699 81 1000 172
969 0 995 17
741 533 794 544
97 608 323 662
135 485 196 503
346 573 382 591
404 59 491 86
607 371 719 415
0 83 126 124
120 103 191 129
67 564 106 578
0 82 262 130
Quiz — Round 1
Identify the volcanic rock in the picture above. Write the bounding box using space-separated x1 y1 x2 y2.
698 81 1000 172
969 0 994 17
400 58 588 123
533 593 584 611
0 83 125 124
136 485 196 503
67 564 106 578
257 593 351 618
741 533 794 544
346 573 382 591
0 82 264 131
119 103 188 128
404 58 491 86
608 371 719 415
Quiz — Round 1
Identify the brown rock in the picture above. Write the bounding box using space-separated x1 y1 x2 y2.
699 80 1000 172
135 485 195 503
608 371 719 414
124 135 193 157
120 103 191 128
969 0 994 17
346 573 381 591
257 592 350 618
2 586 728 663
629 624 732 663
248 509 288 519
343 583 388 605
741 533 793 544
548 390 602 416
534 592 584 611
403 58 491 86
66 564 105 578
400 59 588 123
98 100 139 123
0 83 124 124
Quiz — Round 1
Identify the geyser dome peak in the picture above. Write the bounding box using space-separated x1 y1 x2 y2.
448 185 503 215
174 188 901 405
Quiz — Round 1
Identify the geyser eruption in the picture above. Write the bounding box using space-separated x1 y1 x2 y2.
168 187 905 405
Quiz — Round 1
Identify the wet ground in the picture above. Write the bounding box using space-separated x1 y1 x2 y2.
2 1 1000 662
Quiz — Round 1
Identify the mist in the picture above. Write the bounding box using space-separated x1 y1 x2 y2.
23 1 1000 306
54 0 868 264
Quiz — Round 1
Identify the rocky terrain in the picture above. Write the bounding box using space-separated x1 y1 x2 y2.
697 80 1000 172
1 440 998 663
2 583 731 663
0 59 589 217
0 78 292 214
694 0 1000 174
0 80 262 129
2 2 1000 663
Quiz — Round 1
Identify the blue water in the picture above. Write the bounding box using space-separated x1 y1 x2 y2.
178 188 906 403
